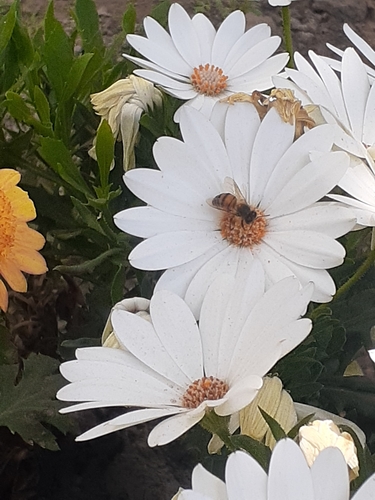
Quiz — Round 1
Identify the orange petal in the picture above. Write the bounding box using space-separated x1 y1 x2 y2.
0 259 27 292
0 169 21 190
15 224 45 250
12 248 47 274
0 279 8 312
6 186 36 221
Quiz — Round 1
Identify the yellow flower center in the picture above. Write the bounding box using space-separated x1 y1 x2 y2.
219 205 267 248
181 376 229 409
0 190 16 258
191 64 228 96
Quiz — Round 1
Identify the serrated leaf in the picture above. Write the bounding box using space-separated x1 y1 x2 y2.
230 434 271 470
0 354 75 450
122 4 136 35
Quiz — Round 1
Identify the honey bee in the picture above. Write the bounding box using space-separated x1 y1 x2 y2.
210 178 258 226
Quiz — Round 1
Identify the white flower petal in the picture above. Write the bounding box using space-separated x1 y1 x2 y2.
223 23 271 71
264 230 345 269
342 48 370 141
192 13 215 63
112 308 193 386
135 69 193 91
169 3 202 67
269 203 355 238
191 464 227 499
311 447 349 500
150 290 203 381
211 10 245 67
343 23 375 67
249 108 295 207
127 34 191 75
231 53 290 92
77 407 185 441
267 151 350 217
148 409 205 446
129 230 222 270
268 439 315 500
224 103 260 197
228 36 281 79
363 81 375 147
226 451 267 500
114 206 216 238
184 245 241 318
215 375 263 415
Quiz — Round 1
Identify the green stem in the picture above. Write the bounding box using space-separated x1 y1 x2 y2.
200 411 235 452
281 6 294 68
311 247 375 320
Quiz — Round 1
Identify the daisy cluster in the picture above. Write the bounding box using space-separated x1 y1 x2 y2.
58 3 375 498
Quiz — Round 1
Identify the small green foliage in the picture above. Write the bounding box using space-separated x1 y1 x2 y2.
0 354 76 450
122 4 137 36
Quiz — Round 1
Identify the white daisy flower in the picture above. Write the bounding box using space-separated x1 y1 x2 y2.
176 438 375 500
124 3 289 118
274 48 375 226
268 0 298 6
57 263 313 447
114 104 354 317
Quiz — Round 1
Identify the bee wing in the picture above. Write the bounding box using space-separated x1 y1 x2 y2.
223 177 246 202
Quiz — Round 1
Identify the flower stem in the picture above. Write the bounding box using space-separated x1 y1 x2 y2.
281 6 294 68
200 411 235 452
310 247 375 320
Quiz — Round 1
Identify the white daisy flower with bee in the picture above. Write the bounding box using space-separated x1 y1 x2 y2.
114 104 355 317
124 3 289 118
57 263 313 447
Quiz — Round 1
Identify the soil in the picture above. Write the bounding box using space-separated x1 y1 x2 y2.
2 0 375 499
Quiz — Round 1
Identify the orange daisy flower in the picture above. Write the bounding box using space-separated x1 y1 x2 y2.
0 169 47 312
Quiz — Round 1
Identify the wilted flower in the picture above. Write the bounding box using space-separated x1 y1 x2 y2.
102 297 151 349
299 419 359 481
58 262 313 447
0 169 47 312
115 104 354 317
125 3 289 118
90 75 162 171
240 376 297 448
175 438 374 500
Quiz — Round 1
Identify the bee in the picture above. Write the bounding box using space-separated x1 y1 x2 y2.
210 178 258 226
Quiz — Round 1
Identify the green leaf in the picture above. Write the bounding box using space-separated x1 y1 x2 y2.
70 196 106 234
111 265 126 304
95 118 115 187
287 414 315 439
60 338 101 349
122 4 136 35
230 434 271 470
33 85 51 124
4 91 31 121
0 1 17 54
11 17 34 66
54 247 122 274
0 325 18 365
74 0 104 54
62 52 94 101
0 354 76 450
44 2 73 99
258 407 287 441
150 0 170 27
39 138 91 196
